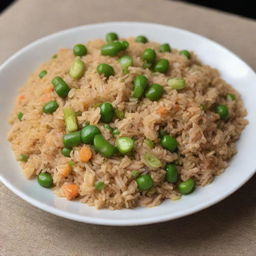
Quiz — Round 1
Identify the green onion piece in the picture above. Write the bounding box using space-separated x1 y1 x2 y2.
75 111 82 116
143 139 154 149
39 70 47 79
200 104 207 111
131 170 140 178
143 61 153 69
69 57 85 80
104 124 114 132
143 152 162 168
168 78 186 90
68 160 75 166
159 129 168 138
227 93 236 101
18 154 28 162
112 128 120 135
118 55 133 74
82 121 90 128
115 108 125 119
52 54 58 59
92 102 101 108
95 181 105 190
64 108 78 132
17 112 23 121
116 137 134 154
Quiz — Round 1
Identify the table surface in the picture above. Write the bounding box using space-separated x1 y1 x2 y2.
0 0 255 255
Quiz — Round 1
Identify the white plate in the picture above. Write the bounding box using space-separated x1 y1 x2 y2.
0 22 255 226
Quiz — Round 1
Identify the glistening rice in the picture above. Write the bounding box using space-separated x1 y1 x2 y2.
8 37 247 209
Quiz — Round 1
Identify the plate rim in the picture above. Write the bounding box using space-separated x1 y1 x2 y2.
0 21 255 226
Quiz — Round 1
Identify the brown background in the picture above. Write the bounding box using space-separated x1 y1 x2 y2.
0 0 255 255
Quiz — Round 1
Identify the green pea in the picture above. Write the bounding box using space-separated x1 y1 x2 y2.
112 128 120 135
69 57 85 79
95 181 105 190
73 44 87 56
105 32 119 42
97 64 115 78
154 58 169 73
52 54 58 59
81 125 101 144
61 147 72 157
132 75 148 99
39 70 47 79
131 170 140 178
135 35 148 44
215 104 229 120
142 48 156 63
160 135 178 152
165 163 178 183
145 83 164 101
119 55 133 74
17 112 23 121
52 76 70 98
227 93 236 101
143 153 162 168
18 154 28 162
159 43 171 52
178 178 195 195
143 139 155 149
37 172 53 188
42 101 59 114
136 174 153 191
120 40 129 50
93 134 116 158
101 41 123 56
168 78 186 90
63 131 82 148
100 102 115 123
116 137 134 154
180 50 191 59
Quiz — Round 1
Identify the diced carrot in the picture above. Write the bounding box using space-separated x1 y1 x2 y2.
79 146 92 163
61 164 72 177
62 183 79 200
18 95 25 101
40 87 54 102
40 94 52 102
156 107 169 116
43 87 54 93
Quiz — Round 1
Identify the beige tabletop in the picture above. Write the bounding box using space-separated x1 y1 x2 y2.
0 0 255 255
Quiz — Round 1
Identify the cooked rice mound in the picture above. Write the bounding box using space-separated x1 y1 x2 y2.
8 37 247 209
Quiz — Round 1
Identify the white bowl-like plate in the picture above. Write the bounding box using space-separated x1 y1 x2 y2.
0 22 255 226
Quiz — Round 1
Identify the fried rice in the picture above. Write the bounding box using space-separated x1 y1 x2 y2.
7 37 248 209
